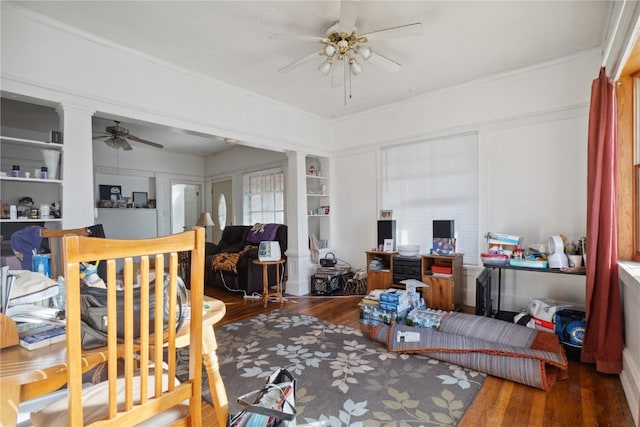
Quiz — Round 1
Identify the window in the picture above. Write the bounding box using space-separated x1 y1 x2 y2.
217 193 227 231
243 167 285 225
381 132 479 263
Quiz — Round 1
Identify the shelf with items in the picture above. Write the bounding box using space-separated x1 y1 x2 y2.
365 250 397 292
306 155 330 248
1 135 64 224
421 254 463 311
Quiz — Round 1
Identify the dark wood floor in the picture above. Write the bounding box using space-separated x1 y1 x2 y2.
202 287 635 427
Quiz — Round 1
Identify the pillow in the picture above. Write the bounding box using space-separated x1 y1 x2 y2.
245 223 281 244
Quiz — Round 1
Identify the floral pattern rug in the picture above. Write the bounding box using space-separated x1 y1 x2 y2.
180 309 486 426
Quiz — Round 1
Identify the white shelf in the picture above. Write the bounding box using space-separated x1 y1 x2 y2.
306 174 329 180
1 134 64 223
0 176 62 184
1 218 62 223
0 136 63 150
306 156 330 249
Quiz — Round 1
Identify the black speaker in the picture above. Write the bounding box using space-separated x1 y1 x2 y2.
377 220 396 250
433 220 455 239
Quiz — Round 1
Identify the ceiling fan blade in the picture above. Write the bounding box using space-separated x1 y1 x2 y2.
269 33 324 42
362 22 424 42
338 0 360 32
126 134 164 149
92 134 110 139
277 50 321 74
368 49 403 72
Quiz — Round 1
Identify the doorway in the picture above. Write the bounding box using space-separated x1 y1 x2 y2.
171 182 201 234
212 179 232 244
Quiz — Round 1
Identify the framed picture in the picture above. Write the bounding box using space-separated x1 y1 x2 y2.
133 191 148 208
99 184 122 201
383 238 394 252
379 210 393 220
432 238 456 255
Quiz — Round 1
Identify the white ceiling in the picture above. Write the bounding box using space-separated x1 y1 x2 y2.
7 0 613 154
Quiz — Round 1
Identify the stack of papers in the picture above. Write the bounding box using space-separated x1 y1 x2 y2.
1 268 65 350
1 266 15 313
2 270 58 309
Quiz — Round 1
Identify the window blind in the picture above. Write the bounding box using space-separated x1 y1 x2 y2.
381 132 479 264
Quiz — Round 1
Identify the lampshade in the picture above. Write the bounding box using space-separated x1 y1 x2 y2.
318 59 333 75
323 44 336 57
104 136 132 151
196 212 214 227
350 59 363 75
358 45 372 60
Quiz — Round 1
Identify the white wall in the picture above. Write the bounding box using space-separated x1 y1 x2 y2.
330 50 599 311
0 4 329 153
332 149 379 269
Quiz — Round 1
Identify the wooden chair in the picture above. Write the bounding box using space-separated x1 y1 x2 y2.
30 227 206 426
40 226 90 279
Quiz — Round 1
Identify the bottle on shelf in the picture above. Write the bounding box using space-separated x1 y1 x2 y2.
12 165 20 177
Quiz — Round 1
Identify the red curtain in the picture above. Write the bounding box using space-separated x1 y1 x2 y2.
581 67 622 374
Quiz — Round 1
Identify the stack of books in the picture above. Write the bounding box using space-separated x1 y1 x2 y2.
18 325 66 350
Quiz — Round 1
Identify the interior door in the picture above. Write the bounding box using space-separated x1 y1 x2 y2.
171 183 201 234
184 185 199 230
212 179 232 244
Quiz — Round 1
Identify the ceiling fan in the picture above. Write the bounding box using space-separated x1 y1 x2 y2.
93 121 164 151
270 0 423 102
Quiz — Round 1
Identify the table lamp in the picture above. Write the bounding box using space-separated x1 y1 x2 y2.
196 212 215 241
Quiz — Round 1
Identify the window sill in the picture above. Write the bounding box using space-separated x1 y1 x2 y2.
618 259 640 285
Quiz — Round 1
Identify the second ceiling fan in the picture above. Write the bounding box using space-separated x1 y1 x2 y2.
93 121 164 151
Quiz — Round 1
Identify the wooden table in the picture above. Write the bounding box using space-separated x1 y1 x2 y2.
253 259 286 307
0 295 228 427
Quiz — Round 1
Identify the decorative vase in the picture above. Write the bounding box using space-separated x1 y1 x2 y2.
41 149 60 180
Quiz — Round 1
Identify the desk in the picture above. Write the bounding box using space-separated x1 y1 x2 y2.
477 264 586 317
253 259 286 307
0 295 228 427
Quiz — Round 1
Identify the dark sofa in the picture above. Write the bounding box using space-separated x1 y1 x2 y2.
205 223 287 294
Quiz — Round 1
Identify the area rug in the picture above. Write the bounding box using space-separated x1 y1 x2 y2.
179 309 486 426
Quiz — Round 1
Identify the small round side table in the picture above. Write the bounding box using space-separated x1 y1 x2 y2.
252 259 286 307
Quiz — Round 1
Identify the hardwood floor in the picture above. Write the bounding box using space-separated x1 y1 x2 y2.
201 287 635 426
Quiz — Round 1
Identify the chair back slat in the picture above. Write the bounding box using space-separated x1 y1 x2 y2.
40 227 89 279
62 228 205 426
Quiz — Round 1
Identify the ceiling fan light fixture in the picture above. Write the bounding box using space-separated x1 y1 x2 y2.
350 58 363 75
318 58 333 76
337 39 349 54
322 44 336 57
104 136 132 151
358 45 372 60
